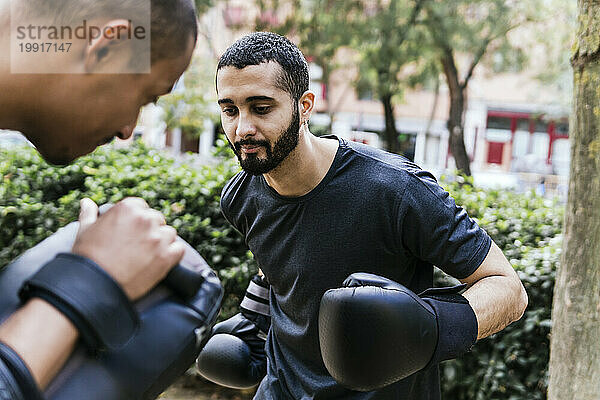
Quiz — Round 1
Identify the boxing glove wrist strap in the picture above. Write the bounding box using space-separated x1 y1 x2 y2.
18 253 139 353
240 276 270 317
240 275 270 339
420 284 478 367
0 342 43 400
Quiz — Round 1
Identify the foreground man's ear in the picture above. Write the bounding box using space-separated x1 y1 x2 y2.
84 19 133 73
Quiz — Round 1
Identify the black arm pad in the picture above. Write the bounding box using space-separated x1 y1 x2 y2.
19 253 138 353
0 359 24 400
419 285 478 367
196 313 267 389
0 342 43 400
0 220 223 400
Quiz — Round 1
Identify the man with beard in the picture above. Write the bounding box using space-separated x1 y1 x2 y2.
197 32 527 399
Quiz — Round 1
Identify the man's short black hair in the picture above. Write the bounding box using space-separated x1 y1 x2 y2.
150 0 198 62
218 32 309 101
17 0 198 63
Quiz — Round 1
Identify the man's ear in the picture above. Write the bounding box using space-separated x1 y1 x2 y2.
299 91 316 125
84 19 133 72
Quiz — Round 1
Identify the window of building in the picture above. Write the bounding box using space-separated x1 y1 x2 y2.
516 118 529 132
556 121 569 137
487 116 511 130
309 81 323 100
308 63 326 100
535 119 549 133
357 87 374 101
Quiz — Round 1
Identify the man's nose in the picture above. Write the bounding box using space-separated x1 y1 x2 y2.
117 125 134 140
236 114 256 139
117 113 140 140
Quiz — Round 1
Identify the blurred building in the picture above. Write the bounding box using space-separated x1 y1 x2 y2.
145 0 570 197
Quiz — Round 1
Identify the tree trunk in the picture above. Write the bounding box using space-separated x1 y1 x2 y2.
321 67 334 133
548 1 600 398
381 93 399 153
440 52 472 176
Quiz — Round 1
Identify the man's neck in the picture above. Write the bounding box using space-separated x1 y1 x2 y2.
263 128 339 197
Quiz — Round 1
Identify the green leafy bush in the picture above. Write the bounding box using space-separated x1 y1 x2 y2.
439 175 561 400
1 149 560 399
0 144 256 317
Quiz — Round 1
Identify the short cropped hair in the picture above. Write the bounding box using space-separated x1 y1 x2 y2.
15 0 197 63
149 0 198 62
218 32 309 101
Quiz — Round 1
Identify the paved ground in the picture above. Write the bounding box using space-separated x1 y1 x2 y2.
159 375 256 400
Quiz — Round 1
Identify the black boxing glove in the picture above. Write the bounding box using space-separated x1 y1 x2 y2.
196 274 270 389
319 272 478 392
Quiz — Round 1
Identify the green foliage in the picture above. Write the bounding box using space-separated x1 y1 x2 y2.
439 175 562 399
287 0 354 83
244 0 354 114
423 0 534 62
309 123 331 137
422 0 541 174
347 0 429 100
194 0 214 15
1 148 561 397
158 52 219 140
529 0 577 107
0 144 253 318
334 0 436 152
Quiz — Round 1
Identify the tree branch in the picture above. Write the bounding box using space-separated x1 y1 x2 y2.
423 4 449 51
396 0 427 47
460 21 524 90
460 37 491 90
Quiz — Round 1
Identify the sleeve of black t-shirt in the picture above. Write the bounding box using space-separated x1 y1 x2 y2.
220 175 244 236
395 170 492 279
220 183 236 229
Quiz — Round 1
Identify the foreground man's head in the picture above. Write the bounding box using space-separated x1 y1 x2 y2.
1 0 198 164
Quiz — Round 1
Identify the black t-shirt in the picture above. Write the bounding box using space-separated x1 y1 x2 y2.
221 136 491 399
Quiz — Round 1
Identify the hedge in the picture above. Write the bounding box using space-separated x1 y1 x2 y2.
0 142 257 317
0 145 561 399
439 176 561 400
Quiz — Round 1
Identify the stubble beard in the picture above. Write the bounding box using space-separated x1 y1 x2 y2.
230 106 300 176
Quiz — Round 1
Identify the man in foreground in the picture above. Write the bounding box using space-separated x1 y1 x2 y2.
0 0 198 398
198 32 528 399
